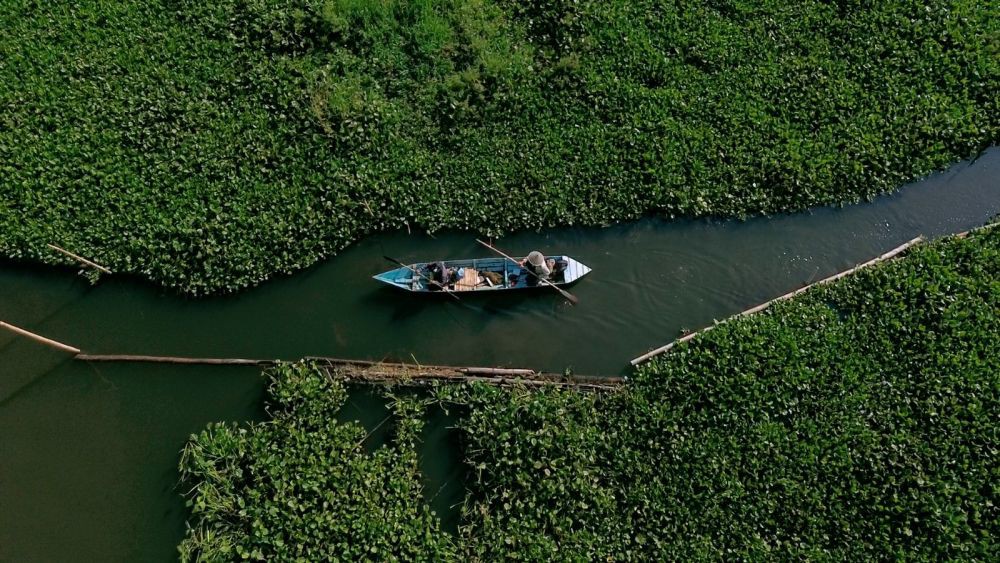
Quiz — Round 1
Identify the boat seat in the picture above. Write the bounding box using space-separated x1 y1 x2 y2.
453 268 480 291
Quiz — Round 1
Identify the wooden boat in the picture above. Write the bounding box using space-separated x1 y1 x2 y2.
374 255 591 293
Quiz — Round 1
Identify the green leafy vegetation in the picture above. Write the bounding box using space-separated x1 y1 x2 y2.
181 228 999 558
178 362 456 561
2 0 998 293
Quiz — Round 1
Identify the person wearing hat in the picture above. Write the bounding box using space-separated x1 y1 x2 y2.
519 250 555 286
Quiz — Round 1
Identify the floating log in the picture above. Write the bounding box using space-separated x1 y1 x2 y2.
0 321 81 354
46 244 112 274
630 236 926 365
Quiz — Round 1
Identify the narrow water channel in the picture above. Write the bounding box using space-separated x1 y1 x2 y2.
1 148 998 560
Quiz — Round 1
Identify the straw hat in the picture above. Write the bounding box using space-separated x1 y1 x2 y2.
526 251 545 267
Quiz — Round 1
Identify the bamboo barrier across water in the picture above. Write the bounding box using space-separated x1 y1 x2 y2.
629 236 926 365
70 353 620 390
2 321 618 389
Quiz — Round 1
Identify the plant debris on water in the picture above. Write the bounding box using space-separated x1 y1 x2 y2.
2 0 998 293
181 228 999 559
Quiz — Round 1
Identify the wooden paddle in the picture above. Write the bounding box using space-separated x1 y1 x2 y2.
383 256 461 301
475 239 579 305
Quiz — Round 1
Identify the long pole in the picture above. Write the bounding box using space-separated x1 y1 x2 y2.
46 244 112 274
475 239 579 305
0 321 81 354
76 354 269 365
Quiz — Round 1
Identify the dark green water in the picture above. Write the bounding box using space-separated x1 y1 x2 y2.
2 148 998 560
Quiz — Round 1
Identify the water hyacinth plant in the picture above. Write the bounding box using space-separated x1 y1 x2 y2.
2 0 998 293
178 362 456 560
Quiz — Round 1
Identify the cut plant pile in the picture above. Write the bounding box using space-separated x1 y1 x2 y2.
3 0 998 293
180 228 999 559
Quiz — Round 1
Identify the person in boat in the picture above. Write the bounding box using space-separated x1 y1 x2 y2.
426 261 450 290
426 262 463 291
519 251 555 286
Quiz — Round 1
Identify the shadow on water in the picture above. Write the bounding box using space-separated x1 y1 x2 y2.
1 147 999 560
419 401 471 535
0 357 266 562
337 386 392 453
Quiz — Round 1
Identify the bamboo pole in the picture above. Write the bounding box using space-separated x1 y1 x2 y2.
75 354 273 365
630 236 926 365
954 220 1000 239
46 244 112 274
0 321 81 354
459 367 537 376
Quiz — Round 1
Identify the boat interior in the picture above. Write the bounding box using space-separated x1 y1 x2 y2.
416 257 568 291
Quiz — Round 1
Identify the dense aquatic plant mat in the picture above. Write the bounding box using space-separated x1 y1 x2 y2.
177 362 456 560
440 227 1000 559
2 0 998 293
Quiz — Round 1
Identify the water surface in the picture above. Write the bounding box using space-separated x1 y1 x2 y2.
1 148 998 560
